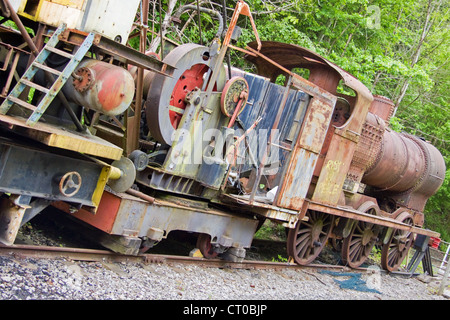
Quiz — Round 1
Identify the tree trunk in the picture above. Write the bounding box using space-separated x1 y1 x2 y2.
149 0 178 53
393 0 442 115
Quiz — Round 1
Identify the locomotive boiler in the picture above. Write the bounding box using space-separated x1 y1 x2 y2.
0 0 445 271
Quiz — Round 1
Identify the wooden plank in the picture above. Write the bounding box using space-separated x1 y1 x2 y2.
0 114 122 160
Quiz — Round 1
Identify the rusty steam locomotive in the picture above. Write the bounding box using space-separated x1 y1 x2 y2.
0 0 445 271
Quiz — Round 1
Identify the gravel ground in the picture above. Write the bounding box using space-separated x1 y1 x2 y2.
0 254 447 301
1 211 447 306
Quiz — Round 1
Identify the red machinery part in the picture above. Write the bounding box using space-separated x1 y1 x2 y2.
169 63 210 129
430 237 441 249
369 95 395 124
63 59 135 116
145 43 226 145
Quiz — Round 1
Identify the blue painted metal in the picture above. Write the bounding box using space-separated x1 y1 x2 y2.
235 71 309 174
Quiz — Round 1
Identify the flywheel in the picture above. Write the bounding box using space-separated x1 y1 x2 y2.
145 44 226 145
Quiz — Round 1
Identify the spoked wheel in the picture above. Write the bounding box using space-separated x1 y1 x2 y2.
381 211 414 272
287 210 335 265
196 234 219 259
341 202 381 268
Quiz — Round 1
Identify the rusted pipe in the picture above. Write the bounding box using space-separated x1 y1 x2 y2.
3 0 39 57
0 0 10 17
127 0 148 153
362 131 445 196
126 188 155 204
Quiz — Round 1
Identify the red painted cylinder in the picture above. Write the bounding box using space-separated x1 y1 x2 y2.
64 59 135 116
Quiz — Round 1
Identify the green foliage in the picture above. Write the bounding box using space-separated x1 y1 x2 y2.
254 220 286 241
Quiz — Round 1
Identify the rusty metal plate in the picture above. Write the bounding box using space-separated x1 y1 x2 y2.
297 98 334 153
276 97 335 210
312 137 354 205
276 148 316 209
63 190 259 250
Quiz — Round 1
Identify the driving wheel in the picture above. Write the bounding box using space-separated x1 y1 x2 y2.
341 202 381 268
287 210 334 265
381 211 414 272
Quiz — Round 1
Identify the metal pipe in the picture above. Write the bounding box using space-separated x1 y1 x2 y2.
3 0 85 132
438 254 450 296
3 0 39 57
1 51 19 96
159 0 164 60
126 188 155 204
0 0 11 17
222 0 232 80
173 4 224 39
196 0 202 45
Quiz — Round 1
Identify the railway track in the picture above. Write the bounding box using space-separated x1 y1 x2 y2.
0 243 326 270
0 242 413 277
6 210 420 277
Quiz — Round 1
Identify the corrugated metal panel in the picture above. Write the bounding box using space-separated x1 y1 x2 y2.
237 72 309 173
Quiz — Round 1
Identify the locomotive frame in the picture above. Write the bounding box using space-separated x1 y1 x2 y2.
0 0 445 271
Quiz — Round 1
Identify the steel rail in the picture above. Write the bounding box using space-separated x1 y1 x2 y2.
0 243 355 272
0 243 420 278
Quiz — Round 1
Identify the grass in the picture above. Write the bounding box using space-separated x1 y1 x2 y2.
254 220 287 242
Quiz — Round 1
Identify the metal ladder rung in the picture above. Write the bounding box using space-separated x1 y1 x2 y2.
7 96 36 112
44 46 74 59
20 79 50 94
32 62 62 76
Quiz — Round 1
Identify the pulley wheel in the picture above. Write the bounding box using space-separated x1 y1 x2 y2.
146 44 226 145
220 76 249 117
107 156 136 193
